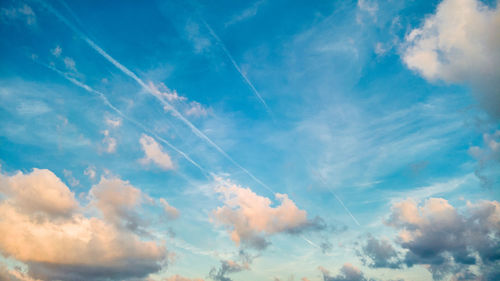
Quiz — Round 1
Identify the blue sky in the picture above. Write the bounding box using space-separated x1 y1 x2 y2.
0 0 499 280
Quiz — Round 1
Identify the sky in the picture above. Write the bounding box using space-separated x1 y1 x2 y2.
0 0 499 280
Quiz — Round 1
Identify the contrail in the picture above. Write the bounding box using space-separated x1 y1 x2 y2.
38 61 208 176
200 19 274 118
38 0 274 194
314 170 361 226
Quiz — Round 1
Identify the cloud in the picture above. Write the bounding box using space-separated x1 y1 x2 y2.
101 129 117 153
225 0 266 27
185 20 212 53
387 198 500 279
0 168 78 218
88 177 150 232
63 169 79 187
160 198 180 220
0 168 167 280
359 235 402 269
84 165 97 180
139 134 175 170
63 57 77 71
402 0 500 118
165 275 204 281
319 263 367 281
208 251 252 281
51 45 62 57
0 4 36 26
148 82 187 103
185 101 210 118
105 116 122 128
212 177 324 249
469 130 500 188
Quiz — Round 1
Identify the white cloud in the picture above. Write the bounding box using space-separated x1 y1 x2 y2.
139 134 174 170
51 45 62 57
148 81 187 102
0 168 167 280
225 0 266 27
84 165 97 180
185 101 210 118
402 0 500 118
101 129 117 153
212 177 318 249
63 57 76 71
105 116 122 128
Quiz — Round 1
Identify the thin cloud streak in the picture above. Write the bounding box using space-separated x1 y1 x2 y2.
38 61 207 175
201 19 274 118
40 0 273 194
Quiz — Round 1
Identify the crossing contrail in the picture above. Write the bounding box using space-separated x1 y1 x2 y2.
38 0 274 194
38 61 208 176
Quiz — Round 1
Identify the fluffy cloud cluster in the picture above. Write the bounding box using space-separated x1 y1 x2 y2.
140 134 175 170
387 198 500 280
402 0 500 118
0 168 171 280
212 178 324 249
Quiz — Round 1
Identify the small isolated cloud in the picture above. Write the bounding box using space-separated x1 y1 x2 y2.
185 101 210 118
185 20 212 53
51 45 62 57
1 4 36 26
101 129 117 153
402 0 500 119
139 134 174 170
160 198 180 220
149 81 187 103
225 0 266 27
319 263 367 281
63 169 79 187
387 197 500 280
212 177 324 249
105 116 122 128
357 0 378 23
63 57 76 71
0 168 167 281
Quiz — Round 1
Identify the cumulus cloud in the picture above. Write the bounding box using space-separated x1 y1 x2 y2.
212 177 324 249
387 197 500 280
139 134 174 170
63 57 77 71
88 177 150 232
402 0 500 118
0 168 167 280
319 263 367 281
105 116 122 128
63 169 79 187
360 235 402 269
148 82 187 103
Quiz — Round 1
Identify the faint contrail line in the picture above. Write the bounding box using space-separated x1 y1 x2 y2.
38 61 208 176
38 0 274 194
200 19 274 118
315 170 361 226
